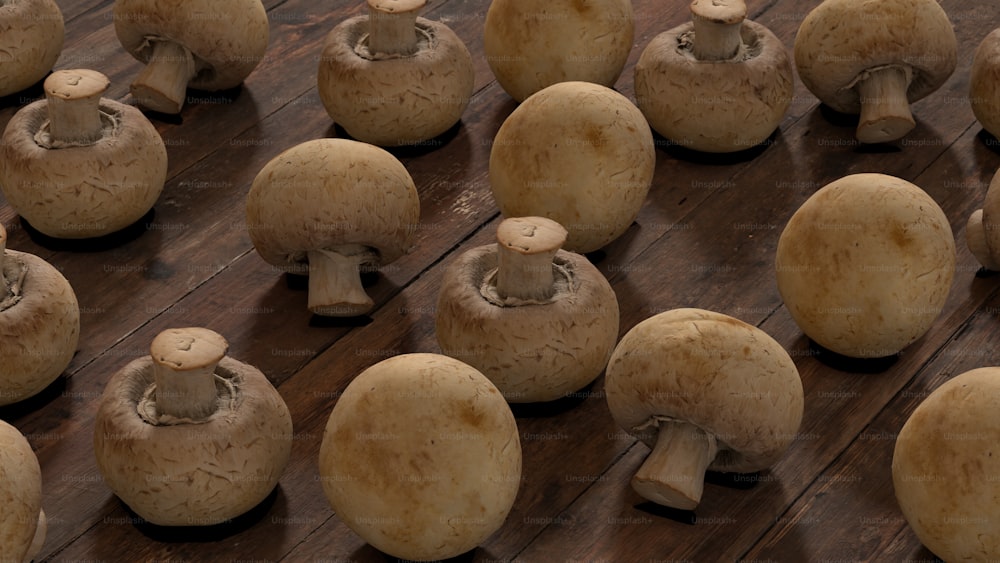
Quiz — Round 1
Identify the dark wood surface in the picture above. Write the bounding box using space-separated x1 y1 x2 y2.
2 0 998 561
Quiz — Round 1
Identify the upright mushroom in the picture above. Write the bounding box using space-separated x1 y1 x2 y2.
634 0 793 152
246 138 420 317
794 0 957 143
966 167 1000 271
0 420 45 563
318 0 474 147
0 0 64 97
93 328 293 526
605 308 803 510
0 69 167 239
113 0 269 114
319 353 521 561
0 223 79 406
972 29 1000 142
436 216 619 402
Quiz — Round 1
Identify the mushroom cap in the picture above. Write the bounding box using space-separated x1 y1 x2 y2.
892 367 1000 561
0 98 167 239
775 173 956 358
93 354 293 526
435 243 619 402
971 29 1000 140
489 81 654 254
318 16 474 147
634 19 793 153
793 0 957 114
246 138 420 274
0 0 64 97
319 353 521 561
0 419 43 563
968 168 1000 270
483 0 634 103
605 308 803 473
113 0 269 91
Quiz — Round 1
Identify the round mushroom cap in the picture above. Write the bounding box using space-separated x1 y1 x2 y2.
775 173 955 358
793 0 957 114
605 308 803 474
968 168 1000 270
489 81 655 254
971 29 1000 140
319 353 521 561
892 367 1000 561
0 0 64 97
113 0 269 91
0 419 43 563
246 138 420 274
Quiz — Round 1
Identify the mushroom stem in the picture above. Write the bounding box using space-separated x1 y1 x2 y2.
495 217 569 302
855 65 916 144
150 328 228 421
307 246 377 316
130 39 198 114
25 508 47 563
43 69 110 146
366 0 425 56
689 0 747 61
631 420 718 510
967 209 1000 270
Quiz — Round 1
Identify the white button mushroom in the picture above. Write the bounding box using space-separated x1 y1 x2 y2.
0 223 79 407
245 138 420 317
972 30 1000 145
775 173 956 359
604 308 804 510
0 419 45 563
483 0 634 103
436 216 619 402
113 0 269 114
317 0 474 147
93 328 293 526
0 0 64 97
892 367 1000 561
0 69 167 239
319 353 521 561
489 81 655 254
634 0 793 153
966 167 1000 271
794 0 957 144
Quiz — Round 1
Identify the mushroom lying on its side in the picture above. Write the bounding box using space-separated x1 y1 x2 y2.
0 420 45 563
0 0 64 97
967 157 1000 271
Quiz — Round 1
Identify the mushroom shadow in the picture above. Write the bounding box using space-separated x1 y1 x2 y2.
18 207 157 252
808 339 899 374
0 372 68 421
654 128 781 165
976 128 1000 155
974 266 1000 279
704 470 762 490
0 75 47 109
634 501 697 525
507 380 597 419
326 119 465 159
349 542 482 563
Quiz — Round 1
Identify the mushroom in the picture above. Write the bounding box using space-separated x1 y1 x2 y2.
0 420 45 563
0 69 167 239
0 223 80 406
775 173 955 359
489 81 655 254
0 0 64 97
892 367 1000 561
113 0 269 114
93 327 293 526
435 216 619 402
634 0 793 153
317 0 474 147
246 138 420 317
318 353 521 561
604 308 803 510
972 29 1000 143
966 167 1000 271
794 0 957 144
482 0 634 103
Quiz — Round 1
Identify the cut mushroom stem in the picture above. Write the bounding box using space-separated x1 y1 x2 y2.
130 40 198 114
150 328 229 421
307 245 377 316
855 65 916 144
690 0 747 61
44 69 110 146
966 209 1000 271
631 420 719 511
495 217 568 302
367 0 425 56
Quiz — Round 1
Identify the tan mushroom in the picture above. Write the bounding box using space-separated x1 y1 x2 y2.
972 29 1000 140
966 167 1000 271
892 367 1000 561
113 0 269 113
0 223 79 406
93 328 293 526
794 0 957 144
319 353 521 561
634 0 792 153
775 173 955 359
489 81 655 254
0 420 45 563
604 308 803 510
246 138 420 317
317 0 474 147
483 0 634 103
0 0 64 97
0 69 167 239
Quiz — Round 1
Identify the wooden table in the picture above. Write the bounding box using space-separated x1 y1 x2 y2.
2 0 997 561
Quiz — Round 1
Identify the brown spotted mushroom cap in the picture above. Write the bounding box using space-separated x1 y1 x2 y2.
0 0 64 97
0 419 44 562
972 30 1000 146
